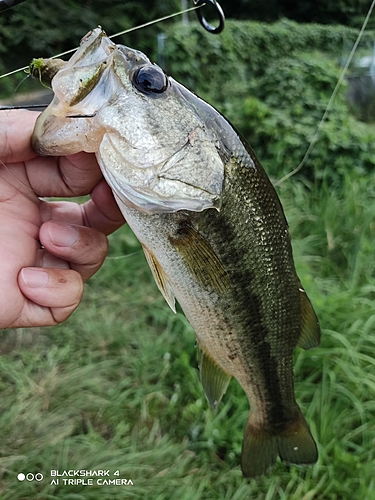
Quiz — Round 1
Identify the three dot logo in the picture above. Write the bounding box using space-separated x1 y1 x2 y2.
17 472 43 482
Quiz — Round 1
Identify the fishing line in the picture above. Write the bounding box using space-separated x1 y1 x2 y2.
0 4 203 80
0 3 209 200
3 0 370 187
106 251 142 261
275 0 375 186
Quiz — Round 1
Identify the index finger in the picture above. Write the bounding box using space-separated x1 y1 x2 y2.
1 109 104 198
0 110 39 163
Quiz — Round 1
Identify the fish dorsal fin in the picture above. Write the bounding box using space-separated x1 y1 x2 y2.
142 245 176 313
168 222 230 294
198 343 231 409
297 288 321 350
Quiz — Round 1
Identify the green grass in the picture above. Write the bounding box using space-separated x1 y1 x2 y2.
1 171 375 499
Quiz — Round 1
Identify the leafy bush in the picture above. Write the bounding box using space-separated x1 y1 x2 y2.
164 19 362 92
164 20 375 184
238 53 375 183
0 0 180 97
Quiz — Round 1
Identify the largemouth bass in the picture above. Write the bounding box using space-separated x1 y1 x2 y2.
31 28 321 477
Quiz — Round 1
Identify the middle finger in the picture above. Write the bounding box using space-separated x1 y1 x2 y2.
39 221 108 282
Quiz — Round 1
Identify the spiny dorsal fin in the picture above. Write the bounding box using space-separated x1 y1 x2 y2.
142 245 176 313
297 288 321 350
168 222 230 294
198 343 231 409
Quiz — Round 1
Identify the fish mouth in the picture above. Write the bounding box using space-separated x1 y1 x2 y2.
33 28 143 122
32 27 225 214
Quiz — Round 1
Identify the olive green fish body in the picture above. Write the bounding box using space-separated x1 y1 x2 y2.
31 28 321 477
119 137 318 477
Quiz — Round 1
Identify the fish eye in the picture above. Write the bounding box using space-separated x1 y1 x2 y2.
132 65 168 95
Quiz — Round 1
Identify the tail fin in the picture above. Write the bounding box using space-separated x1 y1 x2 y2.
241 408 317 478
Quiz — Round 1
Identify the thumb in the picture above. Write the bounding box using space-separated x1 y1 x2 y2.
17 267 84 326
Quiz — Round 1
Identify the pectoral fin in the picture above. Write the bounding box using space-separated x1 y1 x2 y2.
142 245 176 313
198 344 231 409
168 223 230 294
297 288 321 350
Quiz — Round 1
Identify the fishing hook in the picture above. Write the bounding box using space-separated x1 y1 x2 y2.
194 0 225 34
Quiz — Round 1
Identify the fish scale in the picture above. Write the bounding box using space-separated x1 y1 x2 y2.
31 27 321 477
195 154 300 407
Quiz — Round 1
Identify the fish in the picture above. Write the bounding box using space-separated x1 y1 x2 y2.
31 28 321 477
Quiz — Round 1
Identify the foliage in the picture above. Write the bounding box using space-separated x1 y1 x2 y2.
0 0 180 61
219 0 375 28
163 19 362 92
162 20 375 184
0 0 180 96
238 53 375 182
280 0 375 28
0 6 372 95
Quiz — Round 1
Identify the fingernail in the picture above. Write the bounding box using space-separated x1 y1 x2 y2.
50 223 79 247
21 268 49 288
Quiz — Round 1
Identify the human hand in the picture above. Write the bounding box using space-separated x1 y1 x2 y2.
0 110 125 328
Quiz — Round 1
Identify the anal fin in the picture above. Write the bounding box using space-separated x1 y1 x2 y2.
142 245 176 313
297 288 321 350
198 344 231 409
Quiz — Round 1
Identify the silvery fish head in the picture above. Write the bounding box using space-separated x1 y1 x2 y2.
32 28 225 214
